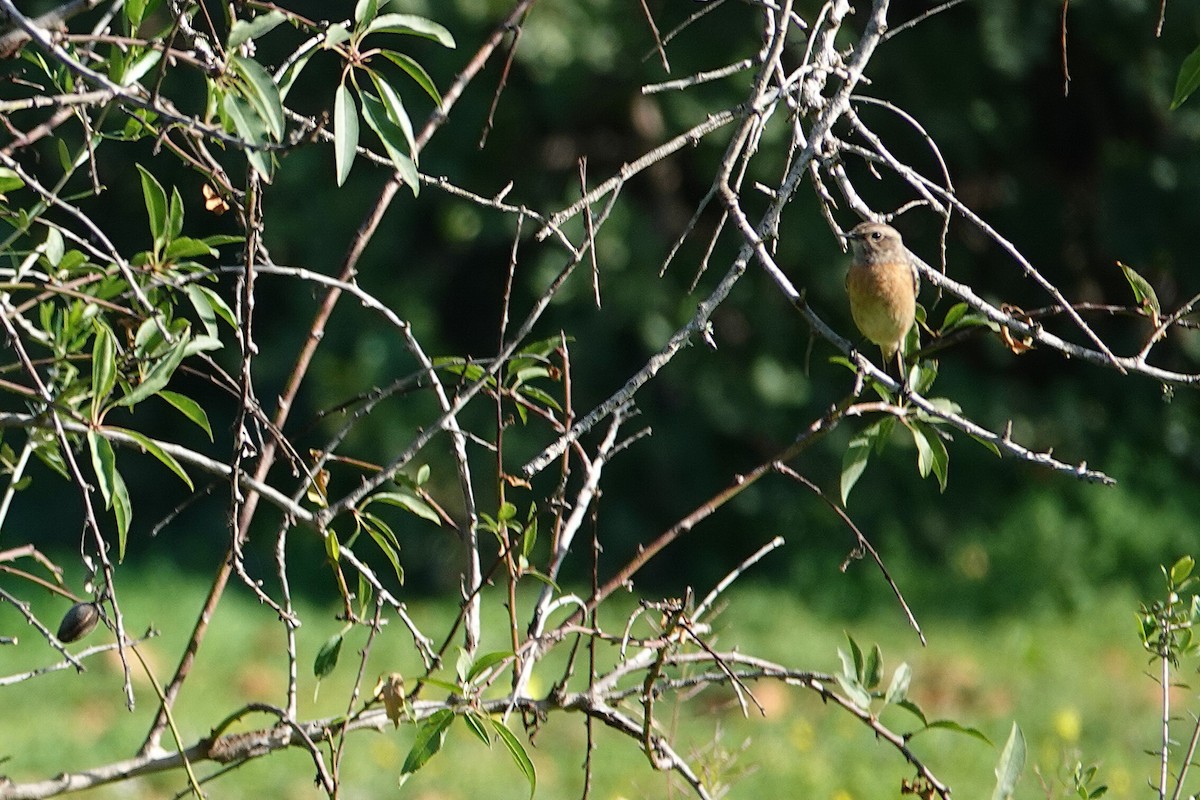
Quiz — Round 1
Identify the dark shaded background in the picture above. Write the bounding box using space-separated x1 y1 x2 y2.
5 0 1200 620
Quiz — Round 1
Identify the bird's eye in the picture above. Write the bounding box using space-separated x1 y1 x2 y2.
870 231 881 240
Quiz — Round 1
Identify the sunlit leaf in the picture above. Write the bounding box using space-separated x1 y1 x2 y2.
358 89 420 191
231 56 284 140
90 325 116 420
136 164 168 254
314 632 344 679
228 10 287 49
991 722 1026 800
367 490 440 525
87 431 117 509
334 83 359 186
110 427 192 490
158 390 213 440
1171 43 1200 110
487 718 536 798
884 662 911 705
379 50 442 106
366 13 456 48
401 709 454 777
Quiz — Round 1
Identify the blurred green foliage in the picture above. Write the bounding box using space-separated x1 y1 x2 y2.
4 0 1200 620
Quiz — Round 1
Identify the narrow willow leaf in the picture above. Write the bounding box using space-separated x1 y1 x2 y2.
844 429 873 503
991 722 1026 800
333 83 359 186
369 71 416 155
158 390 213 440
463 711 491 745
228 10 286 49
366 13 456 48
361 512 404 584
314 632 344 679
884 662 911 705
358 88 419 191
465 650 514 683
112 469 132 561
1117 261 1161 322
0 166 24 194
401 709 454 776
221 92 274 179
136 164 168 254
110 427 193 490
87 431 116 508
379 50 442 106
90 325 116 420
231 56 285 140
834 673 872 711
1171 43 1200 110
119 334 190 407
368 490 440 525
863 643 883 690
487 718 536 798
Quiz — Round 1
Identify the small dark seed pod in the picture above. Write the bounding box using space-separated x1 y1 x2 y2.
56 602 100 643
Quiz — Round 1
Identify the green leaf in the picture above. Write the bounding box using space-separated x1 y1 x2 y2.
367 490 440 525
355 0 379 28
222 92 275 179
109 427 193 490
277 39 318 100
366 14 456 48
231 56 285 140
125 0 148 29
325 526 340 563
1171 555 1195 587
333 83 360 186
119 333 190 407
911 421 949 492
369 70 417 155
158 390 213 441
88 431 117 509
897 699 927 727
90 325 116 420
314 632 344 679
1117 262 1161 321
136 164 168 255
840 431 871 505
834 672 872 711
884 662 911 705
913 719 993 746
358 88 420 191
862 643 882 690
379 50 443 106
167 186 184 241
43 229 64 268
361 511 404 585
401 709 454 777
165 237 217 260
186 284 237 331
991 722 1026 800
117 48 162 87
0 166 24 194
322 23 352 50
463 711 492 746
1171 43 1200 110
111 469 131 561
228 10 287 49
487 718 536 798
465 650 514 683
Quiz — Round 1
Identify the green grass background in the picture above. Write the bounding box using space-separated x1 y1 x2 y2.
0 563 1173 799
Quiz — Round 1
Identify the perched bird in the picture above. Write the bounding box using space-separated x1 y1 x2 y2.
844 221 918 371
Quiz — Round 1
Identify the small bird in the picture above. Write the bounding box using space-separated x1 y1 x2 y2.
844 221 918 372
